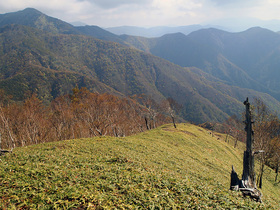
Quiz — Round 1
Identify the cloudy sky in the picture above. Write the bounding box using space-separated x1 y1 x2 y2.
0 0 280 28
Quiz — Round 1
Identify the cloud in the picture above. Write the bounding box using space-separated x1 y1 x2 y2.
0 0 216 27
0 0 85 14
79 0 207 27
208 0 262 7
0 0 94 24
250 0 280 20
83 0 150 9
145 0 205 26
0 0 280 27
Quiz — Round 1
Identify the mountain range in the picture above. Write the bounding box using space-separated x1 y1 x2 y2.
105 18 280 37
120 27 280 101
105 25 205 38
1 8 280 123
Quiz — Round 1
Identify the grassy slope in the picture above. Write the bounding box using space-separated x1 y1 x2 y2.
0 124 279 209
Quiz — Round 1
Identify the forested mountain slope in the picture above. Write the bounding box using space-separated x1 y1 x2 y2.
1 8 280 123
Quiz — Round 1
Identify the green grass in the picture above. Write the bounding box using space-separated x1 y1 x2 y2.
1 123 279 209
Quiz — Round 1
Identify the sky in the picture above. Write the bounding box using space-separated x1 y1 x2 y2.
1 0 280 28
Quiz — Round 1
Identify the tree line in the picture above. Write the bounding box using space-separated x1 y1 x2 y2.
0 87 171 149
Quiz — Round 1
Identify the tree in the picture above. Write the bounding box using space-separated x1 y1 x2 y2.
50 95 74 141
0 87 168 148
252 98 280 188
222 115 245 147
0 105 16 149
166 97 182 128
133 94 158 130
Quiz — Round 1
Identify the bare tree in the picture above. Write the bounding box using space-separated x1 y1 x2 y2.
0 105 16 149
252 98 280 188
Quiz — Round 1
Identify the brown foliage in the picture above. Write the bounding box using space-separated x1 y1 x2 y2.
0 88 168 149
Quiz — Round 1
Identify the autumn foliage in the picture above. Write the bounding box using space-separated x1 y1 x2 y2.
0 88 168 149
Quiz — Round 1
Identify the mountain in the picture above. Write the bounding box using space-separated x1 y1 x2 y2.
120 27 280 101
0 8 79 34
1 8 280 123
0 8 123 44
206 17 280 32
105 19 280 38
5 9 280 102
0 23 271 123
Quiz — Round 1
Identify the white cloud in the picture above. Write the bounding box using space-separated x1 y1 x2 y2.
207 0 262 8
81 0 207 27
0 0 85 14
250 1 280 20
0 0 280 27
85 0 150 9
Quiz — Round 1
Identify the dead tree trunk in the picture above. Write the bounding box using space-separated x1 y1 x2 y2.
242 97 256 188
144 117 149 130
230 98 262 202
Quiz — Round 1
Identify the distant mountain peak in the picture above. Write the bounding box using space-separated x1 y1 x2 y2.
238 26 280 41
243 26 274 33
190 27 229 35
21 8 42 14
6 7 43 18
0 8 79 35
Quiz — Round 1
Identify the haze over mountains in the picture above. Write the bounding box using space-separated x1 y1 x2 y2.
104 18 280 38
1 8 280 123
105 25 205 38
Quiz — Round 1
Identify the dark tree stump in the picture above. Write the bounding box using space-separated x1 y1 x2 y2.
230 165 240 191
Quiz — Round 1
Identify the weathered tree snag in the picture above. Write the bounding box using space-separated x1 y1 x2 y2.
230 98 262 202
144 117 150 130
242 97 256 188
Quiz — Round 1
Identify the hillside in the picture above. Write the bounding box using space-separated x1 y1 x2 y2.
1 9 280 123
4 23 280 122
0 123 279 208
